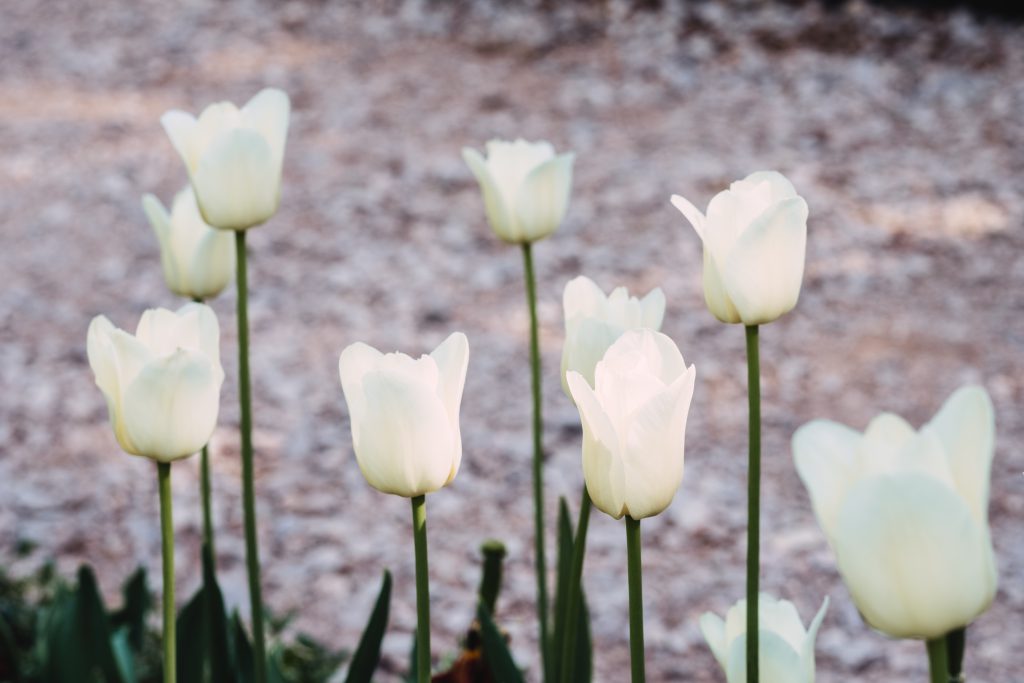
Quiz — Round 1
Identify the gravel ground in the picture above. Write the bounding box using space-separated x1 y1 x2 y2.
0 1 1022 680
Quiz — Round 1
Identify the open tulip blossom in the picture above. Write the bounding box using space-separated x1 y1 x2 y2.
143 186 235 300
87 302 224 463
793 386 997 645
161 88 290 231
560 275 665 399
462 138 574 244
700 594 829 683
671 171 808 326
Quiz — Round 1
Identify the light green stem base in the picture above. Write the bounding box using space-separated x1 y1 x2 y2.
745 325 761 683
625 516 645 683
412 495 430 683
236 230 267 683
157 462 176 683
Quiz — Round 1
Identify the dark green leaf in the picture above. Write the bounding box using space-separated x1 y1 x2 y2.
477 603 523 683
343 570 391 683
550 497 573 679
231 611 254 683
176 583 206 683
109 568 150 651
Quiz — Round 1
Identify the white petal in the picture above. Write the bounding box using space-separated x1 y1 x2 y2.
142 193 184 294
698 612 728 669
429 332 469 484
725 630 803 683
462 147 515 241
193 128 280 230
160 110 198 170
721 196 808 325
513 152 574 243
562 275 607 326
800 597 829 683
580 419 627 520
701 243 741 324
639 287 666 330
338 342 385 441
670 193 706 240
792 419 862 541
242 88 290 170
732 171 798 203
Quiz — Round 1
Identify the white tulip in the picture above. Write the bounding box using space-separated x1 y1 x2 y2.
566 329 696 520
700 593 829 683
561 275 665 399
793 386 998 639
143 186 235 300
462 138 574 243
339 333 469 498
671 171 808 325
87 303 224 463
161 88 290 230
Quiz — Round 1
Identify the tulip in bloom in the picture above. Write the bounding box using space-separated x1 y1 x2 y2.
565 329 696 519
339 333 469 498
793 386 997 639
462 139 574 243
143 186 235 300
161 88 291 230
561 276 665 398
87 303 224 462
671 171 808 325
700 593 829 683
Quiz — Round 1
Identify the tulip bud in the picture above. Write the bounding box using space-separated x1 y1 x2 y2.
462 139 574 244
143 186 235 300
793 386 998 639
671 171 808 326
561 275 665 400
87 303 224 462
566 329 696 520
700 593 829 683
339 333 469 498
161 88 291 231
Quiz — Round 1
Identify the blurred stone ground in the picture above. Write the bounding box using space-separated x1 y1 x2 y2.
0 0 1022 680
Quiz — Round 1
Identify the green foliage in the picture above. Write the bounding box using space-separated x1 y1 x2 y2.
550 498 592 683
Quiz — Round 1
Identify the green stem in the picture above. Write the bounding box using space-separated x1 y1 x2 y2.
157 462 176 683
522 242 550 680
412 495 431 683
192 297 216 559
928 637 949 683
625 516 645 683
559 488 592 683
235 231 267 683
946 627 966 683
745 324 760 683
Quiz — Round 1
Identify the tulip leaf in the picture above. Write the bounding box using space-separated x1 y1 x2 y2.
176 581 207 683
231 610 255 683
478 602 524 683
406 632 418 683
109 567 150 651
344 570 392 683
111 627 137 683
551 497 593 682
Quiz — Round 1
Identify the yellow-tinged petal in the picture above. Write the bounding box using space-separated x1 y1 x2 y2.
193 128 280 230
513 152 574 243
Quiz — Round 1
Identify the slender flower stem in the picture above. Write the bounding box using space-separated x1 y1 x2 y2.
947 627 966 682
411 495 431 683
521 242 550 680
744 324 761 683
192 296 217 559
928 637 949 683
157 462 176 683
559 488 592 683
235 230 266 683
625 516 645 683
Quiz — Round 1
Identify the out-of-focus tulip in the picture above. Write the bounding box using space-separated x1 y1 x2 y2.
561 275 665 399
161 88 290 230
462 138 574 244
565 329 696 520
700 593 829 683
671 171 808 326
143 186 235 300
793 386 997 639
339 333 469 498
87 303 224 462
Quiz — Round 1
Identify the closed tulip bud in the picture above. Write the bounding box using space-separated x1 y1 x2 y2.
561 275 665 399
143 186 235 300
462 139 574 244
793 386 997 639
87 303 224 463
161 88 290 231
339 333 469 498
672 171 808 326
700 594 829 683
566 329 696 520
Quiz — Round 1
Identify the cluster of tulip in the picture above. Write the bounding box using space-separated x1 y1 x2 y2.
86 88 998 683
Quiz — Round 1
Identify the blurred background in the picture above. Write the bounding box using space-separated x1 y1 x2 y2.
0 0 1021 680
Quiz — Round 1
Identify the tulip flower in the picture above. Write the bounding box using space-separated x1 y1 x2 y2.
671 171 808 326
561 275 665 398
566 329 695 520
143 186 235 300
339 332 469 498
700 594 829 683
87 303 224 462
793 386 997 642
462 138 574 244
161 88 290 231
